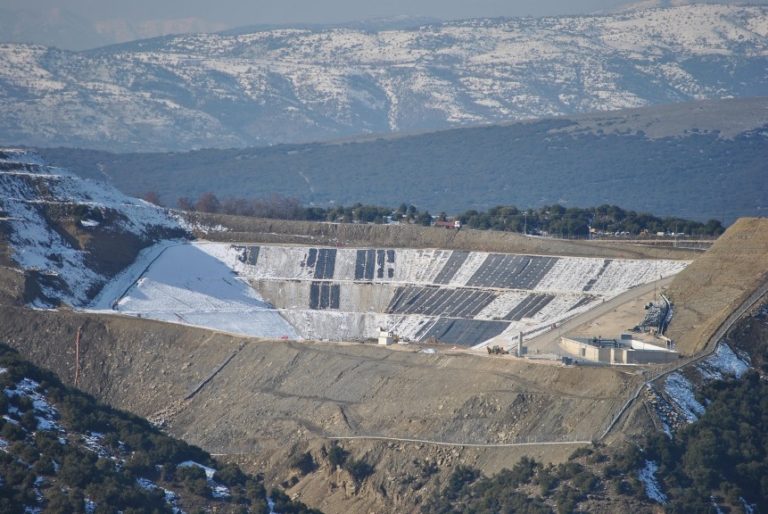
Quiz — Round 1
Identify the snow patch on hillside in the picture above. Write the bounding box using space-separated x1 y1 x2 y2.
178 461 231 499
664 372 704 422
697 343 750 380
0 149 185 307
663 342 751 425
639 460 668 504
4 377 61 433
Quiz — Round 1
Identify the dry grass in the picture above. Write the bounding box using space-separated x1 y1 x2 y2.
186 212 699 260
667 217 768 355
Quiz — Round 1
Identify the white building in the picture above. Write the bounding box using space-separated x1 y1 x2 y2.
378 329 394 346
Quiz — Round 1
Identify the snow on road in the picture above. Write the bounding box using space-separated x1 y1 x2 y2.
107 242 298 339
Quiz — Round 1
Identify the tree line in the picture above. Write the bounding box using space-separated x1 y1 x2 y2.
420 367 768 513
145 191 725 237
456 204 724 237
0 344 320 514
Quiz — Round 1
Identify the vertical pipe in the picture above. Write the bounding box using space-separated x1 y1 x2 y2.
74 326 81 387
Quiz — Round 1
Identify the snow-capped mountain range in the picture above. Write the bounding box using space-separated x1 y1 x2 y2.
1 4 767 151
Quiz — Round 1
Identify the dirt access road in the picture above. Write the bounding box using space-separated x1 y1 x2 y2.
492 276 675 353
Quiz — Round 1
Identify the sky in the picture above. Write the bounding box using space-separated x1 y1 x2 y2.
5 0 629 26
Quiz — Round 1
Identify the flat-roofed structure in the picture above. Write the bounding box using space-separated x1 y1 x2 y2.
560 333 678 365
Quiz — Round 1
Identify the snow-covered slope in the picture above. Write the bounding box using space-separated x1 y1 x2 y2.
615 0 768 13
0 149 186 307
114 242 685 346
110 243 298 339
647 342 751 434
1 4 767 151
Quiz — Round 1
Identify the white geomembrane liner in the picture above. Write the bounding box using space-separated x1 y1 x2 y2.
112 243 297 339
114 242 689 345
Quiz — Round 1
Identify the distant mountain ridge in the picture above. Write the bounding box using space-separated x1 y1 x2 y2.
0 7 229 51
614 0 768 12
1 4 767 151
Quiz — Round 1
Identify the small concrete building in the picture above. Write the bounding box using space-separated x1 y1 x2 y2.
560 333 678 365
378 329 395 346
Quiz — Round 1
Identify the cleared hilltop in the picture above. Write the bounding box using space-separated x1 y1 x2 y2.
666 217 768 355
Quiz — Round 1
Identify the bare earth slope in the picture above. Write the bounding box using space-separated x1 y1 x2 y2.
667 217 768 355
0 303 642 512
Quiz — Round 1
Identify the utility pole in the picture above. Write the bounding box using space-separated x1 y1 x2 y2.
74 327 81 387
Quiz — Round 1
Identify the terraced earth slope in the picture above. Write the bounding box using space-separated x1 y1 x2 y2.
186 243 685 347
666 217 768 355
0 149 186 307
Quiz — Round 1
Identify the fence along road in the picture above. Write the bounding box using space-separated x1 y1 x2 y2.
326 435 591 448
323 277 768 449
598 275 768 441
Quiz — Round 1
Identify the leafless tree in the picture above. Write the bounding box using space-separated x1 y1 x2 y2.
177 197 195 211
195 192 221 213
142 191 162 206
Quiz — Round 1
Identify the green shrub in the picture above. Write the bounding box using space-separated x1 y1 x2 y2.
176 465 207 482
537 470 559 496
344 459 374 483
572 470 599 495
447 465 481 497
554 485 581 514
568 447 593 461
290 452 316 475
327 443 348 468
215 463 247 486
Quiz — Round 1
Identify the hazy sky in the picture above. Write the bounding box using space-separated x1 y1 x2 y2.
6 0 627 25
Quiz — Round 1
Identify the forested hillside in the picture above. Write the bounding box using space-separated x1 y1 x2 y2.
39 105 767 223
167 193 725 238
421 369 768 514
0 344 320 513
